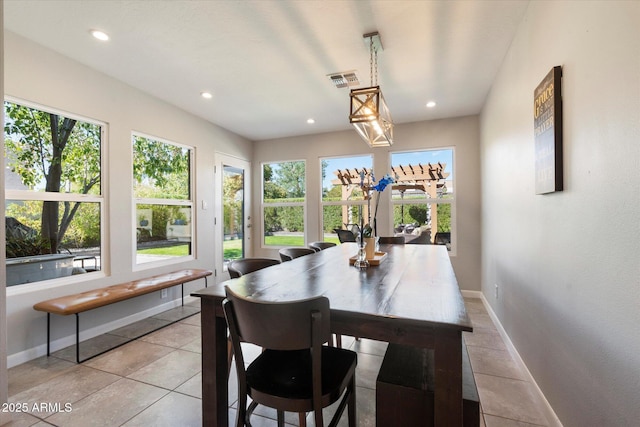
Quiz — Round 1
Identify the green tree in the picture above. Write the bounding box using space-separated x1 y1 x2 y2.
132 135 190 199
223 170 243 235
273 161 305 198
4 102 101 254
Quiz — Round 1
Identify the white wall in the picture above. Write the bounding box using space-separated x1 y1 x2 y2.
0 1 10 423
252 115 482 291
480 2 640 426
3 32 252 364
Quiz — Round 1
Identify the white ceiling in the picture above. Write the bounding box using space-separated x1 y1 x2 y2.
4 0 529 142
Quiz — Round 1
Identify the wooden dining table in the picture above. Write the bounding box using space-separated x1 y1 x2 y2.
192 242 473 426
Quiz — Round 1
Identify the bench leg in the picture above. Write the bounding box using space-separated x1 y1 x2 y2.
46 313 51 357
181 283 184 306
76 313 80 364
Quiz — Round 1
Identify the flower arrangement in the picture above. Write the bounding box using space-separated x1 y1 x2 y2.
360 171 395 238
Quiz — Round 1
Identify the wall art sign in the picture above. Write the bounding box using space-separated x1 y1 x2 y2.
534 66 563 194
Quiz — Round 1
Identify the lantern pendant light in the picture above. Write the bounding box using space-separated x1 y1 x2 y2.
349 31 393 147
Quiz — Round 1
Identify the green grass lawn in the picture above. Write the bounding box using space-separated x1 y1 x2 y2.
137 244 189 256
138 235 343 259
223 235 341 259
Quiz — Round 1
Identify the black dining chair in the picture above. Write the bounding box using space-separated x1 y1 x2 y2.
334 228 357 243
228 258 281 278
406 231 432 245
227 257 282 378
223 286 357 427
279 247 316 262
434 232 451 245
309 241 337 252
377 236 405 245
279 246 343 348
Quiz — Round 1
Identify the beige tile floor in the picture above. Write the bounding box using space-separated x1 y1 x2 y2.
6 298 551 426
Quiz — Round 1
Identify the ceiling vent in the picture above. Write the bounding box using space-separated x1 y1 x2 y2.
327 71 359 88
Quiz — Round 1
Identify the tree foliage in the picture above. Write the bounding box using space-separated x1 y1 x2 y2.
132 135 190 199
271 161 305 198
4 102 101 253
262 162 306 234
223 170 243 235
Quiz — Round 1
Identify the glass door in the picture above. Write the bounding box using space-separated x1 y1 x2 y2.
216 155 251 279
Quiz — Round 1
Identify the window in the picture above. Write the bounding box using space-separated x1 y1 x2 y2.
262 161 306 247
133 133 193 265
4 100 104 287
320 155 373 243
390 149 455 251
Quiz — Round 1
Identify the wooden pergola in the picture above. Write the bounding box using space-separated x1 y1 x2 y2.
331 163 449 241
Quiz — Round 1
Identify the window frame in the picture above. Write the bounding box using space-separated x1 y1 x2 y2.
319 154 373 242
260 160 307 248
4 97 108 292
132 131 195 269
389 147 456 255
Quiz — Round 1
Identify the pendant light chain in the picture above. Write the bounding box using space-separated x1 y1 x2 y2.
374 47 379 86
368 36 379 87
369 36 374 87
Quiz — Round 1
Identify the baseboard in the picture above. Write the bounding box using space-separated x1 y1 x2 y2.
8 295 200 368
472 293 563 427
461 290 483 299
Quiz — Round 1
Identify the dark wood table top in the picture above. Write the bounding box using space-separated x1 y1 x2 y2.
194 242 472 333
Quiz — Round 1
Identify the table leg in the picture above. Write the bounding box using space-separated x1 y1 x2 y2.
434 329 463 426
201 298 229 426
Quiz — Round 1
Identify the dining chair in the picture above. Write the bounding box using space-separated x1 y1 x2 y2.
278 246 343 348
333 228 357 243
308 241 337 252
227 257 281 379
223 286 357 427
279 247 316 262
434 232 451 245
377 236 405 244
228 257 281 278
406 231 432 245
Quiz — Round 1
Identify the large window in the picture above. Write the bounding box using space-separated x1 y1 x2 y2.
391 149 455 251
262 161 306 247
320 155 373 243
133 133 193 265
4 100 104 287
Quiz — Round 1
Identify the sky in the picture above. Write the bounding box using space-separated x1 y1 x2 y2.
322 150 454 190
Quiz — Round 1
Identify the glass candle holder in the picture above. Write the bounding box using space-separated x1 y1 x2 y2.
354 241 369 269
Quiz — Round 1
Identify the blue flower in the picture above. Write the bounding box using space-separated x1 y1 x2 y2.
373 174 394 192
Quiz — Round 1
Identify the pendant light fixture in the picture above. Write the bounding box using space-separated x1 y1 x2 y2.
349 31 393 147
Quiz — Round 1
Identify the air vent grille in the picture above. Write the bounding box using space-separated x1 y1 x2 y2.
327 71 359 88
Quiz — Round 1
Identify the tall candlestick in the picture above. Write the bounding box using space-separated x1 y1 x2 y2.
359 205 363 245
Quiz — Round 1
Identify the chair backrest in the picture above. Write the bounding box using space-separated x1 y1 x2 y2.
333 229 357 243
309 241 337 252
279 247 316 262
377 236 405 245
434 232 451 245
223 286 331 350
228 258 280 278
406 231 432 245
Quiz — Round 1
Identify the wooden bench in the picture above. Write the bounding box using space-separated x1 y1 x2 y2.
376 342 480 427
33 268 212 363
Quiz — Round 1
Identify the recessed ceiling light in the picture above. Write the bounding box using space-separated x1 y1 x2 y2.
90 30 109 41
426 101 437 108
201 92 213 99
307 118 315 124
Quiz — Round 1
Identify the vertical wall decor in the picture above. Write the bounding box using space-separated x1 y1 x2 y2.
534 66 563 194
